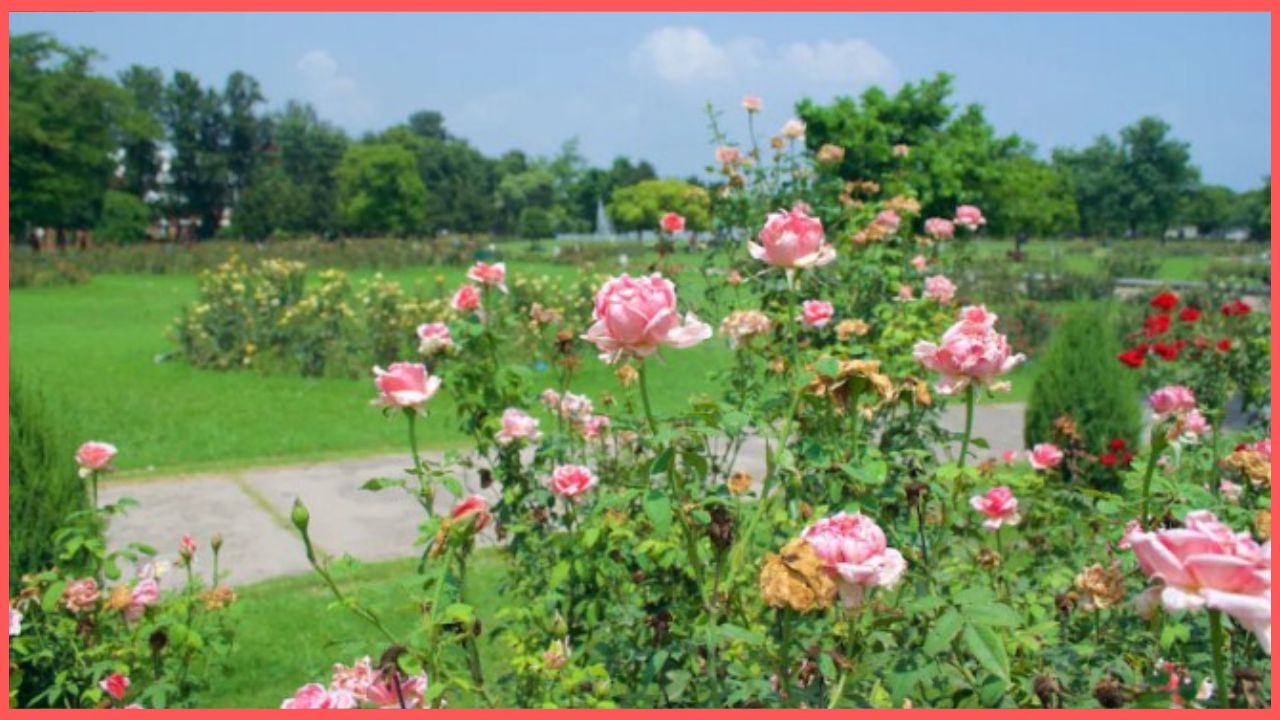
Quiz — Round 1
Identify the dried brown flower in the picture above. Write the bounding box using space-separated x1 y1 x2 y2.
759 539 837 613
727 470 753 495
1074 563 1126 611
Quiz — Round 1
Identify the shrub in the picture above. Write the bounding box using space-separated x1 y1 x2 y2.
92 190 152 244
1025 303 1142 486
8 370 87 590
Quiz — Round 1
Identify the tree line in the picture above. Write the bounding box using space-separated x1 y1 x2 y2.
799 73 1269 240
9 34 1270 246
9 32 661 244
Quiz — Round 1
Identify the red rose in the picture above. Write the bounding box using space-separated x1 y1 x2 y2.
1117 348 1146 368
1217 338 1232 351
1143 314 1171 337
1178 307 1201 322
1100 453 1118 467
1109 438 1127 451
1152 342 1180 361
1121 451 1134 466
1150 291 1179 311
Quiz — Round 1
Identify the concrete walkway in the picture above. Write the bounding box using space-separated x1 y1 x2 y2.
102 402 1028 587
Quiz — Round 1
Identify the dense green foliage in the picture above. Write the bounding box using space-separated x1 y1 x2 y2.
1024 304 1142 485
8 371 87 590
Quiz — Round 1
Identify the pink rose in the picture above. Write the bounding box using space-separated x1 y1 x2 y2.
910 254 928 271
100 673 130 702
873 210 901 233
539 388 562 411
924 217 955 240
557 391 593 421
802 512 907 609
582 273 711 363
450 494 492 533
416 322 453 356
660 212 686 234
1170 408 1211 443
970 486 1021 530
1148 385 1197 420
741 95 762 112
892 143 910 157
913 305 1025 395
579 414 611 440
549 465 598 500
76 441 117 477
750 207 835 269
495 408 541 445
450 284 482 312
954 205 986 230
1126 510 1270 654
329 656 377 697
63 577 100 613
1244 438 1271 459
372 363 442 412
1219 480 1243 504
780 118 806 139
1000 450 1018 464
1028 443 1063 470
816 144 845 164
715 146 742 166
179 533 197 562
123 579 160 623
922 275 956 305
281 683 356 709
800 300 834 328
466 261 507 292
9 607 21 637
364 673 429 709
897 284 915 300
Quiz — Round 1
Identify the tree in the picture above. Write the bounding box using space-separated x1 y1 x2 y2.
223 71 267 203
116 65 166 199
1052 136 1129 237
9 34 124 234
271 101 348 236
607 179 711 233
1178 185 1239 236
797 73 1026 220
93 190 151 243
379 112 497 234
334 143 429 236
162 71 229 237
1118 116 1198 237
982 155 1078 238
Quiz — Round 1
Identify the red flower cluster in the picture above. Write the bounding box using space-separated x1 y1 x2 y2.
1118 292 1243 369
1221 299 1252 317
1099 438 1135 468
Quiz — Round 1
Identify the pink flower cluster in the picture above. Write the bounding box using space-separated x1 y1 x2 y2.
283 656 429 709
1125 511 1270 654
954 205 986 231
912 305 1025 395
540 390 609 440
749 207 835 269
802 512 907 609
1148 385 1210 443
582 273 711 363
924 217 955 240
922 275 956 305
416 322 453 356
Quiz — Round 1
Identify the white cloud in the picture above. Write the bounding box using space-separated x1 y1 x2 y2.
296 49 374 126
631 26 897 89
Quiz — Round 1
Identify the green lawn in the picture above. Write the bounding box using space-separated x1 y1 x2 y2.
194 551 510 708
9 264 731 476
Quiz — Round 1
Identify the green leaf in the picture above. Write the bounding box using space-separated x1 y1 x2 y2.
648 447 675 475
965 602 1020 628
42 580 67 613
717 623 764 646
815 357 841 377
443 603 475 625
962 623 1010 681
361 477 404 491
643 490 672 534
923 610 964 656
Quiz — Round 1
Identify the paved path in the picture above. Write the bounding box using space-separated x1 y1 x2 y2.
102 402 1028 587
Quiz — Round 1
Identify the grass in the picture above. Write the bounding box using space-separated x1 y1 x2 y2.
193 551 511 708
9 263 731 476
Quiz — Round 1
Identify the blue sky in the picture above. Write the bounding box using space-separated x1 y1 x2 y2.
10 12 1271 189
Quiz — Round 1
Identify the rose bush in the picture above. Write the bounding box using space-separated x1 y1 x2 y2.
157 96 1275 708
